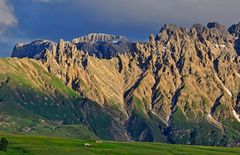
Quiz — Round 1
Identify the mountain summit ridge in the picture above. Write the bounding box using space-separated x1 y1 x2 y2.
12 33 132 59
72 33 127 43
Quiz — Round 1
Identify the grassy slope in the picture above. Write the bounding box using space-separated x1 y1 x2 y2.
0 133 239 155
0 58 97 140
0 58 123 140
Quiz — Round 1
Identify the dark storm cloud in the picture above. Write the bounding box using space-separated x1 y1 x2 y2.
72 0 240 27
0 0 240 57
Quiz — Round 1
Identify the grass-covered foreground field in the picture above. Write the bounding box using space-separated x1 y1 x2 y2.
0 133 239 155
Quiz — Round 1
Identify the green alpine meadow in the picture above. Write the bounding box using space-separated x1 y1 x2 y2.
0 132 240 155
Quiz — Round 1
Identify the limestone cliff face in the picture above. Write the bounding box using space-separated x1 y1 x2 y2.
12 22 240 146
12 40 57 59
72 33 126 43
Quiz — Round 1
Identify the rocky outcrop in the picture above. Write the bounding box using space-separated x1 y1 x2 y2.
73 33 132 59
11 22 240 146
12 40 57 59
229 22 240 36
228 22 240 55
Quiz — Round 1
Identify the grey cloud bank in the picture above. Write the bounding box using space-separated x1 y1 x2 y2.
0 0 17 34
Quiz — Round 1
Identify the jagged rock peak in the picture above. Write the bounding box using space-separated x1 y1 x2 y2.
160 24 187 34
207 22 225 30
228 22 240 36
148 33 155 42
72 33 127 44
190 23 207 35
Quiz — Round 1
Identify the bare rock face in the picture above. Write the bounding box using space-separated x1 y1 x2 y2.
228 23 240 55
11 23 240 146
229 22 240 36
12 40 57 59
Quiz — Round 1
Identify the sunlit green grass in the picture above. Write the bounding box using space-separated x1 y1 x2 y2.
0 133 239 155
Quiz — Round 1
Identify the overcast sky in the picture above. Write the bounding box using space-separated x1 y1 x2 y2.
0 0 240 57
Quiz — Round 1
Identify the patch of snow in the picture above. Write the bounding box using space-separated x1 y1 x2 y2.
44 97 48 101
175 67 180 75
151 110 157 116
207 114 213 120
233 110 240 122
166 113 173 127
111 40 120 44
16 43 27 47
235 71 240 78
222 85 232 97
166 115 170 126
220 44 226 48
150 110 168 126
162 46 167 53
206 113 223 129
215 74 232 97
207 114 217 123
215 44 219 48
32 40 54 45
223 85 232 97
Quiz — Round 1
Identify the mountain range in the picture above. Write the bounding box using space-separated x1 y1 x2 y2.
1 22 240 146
